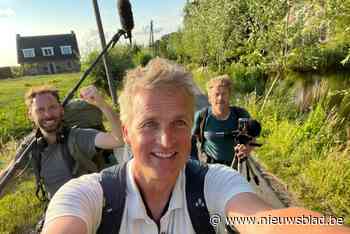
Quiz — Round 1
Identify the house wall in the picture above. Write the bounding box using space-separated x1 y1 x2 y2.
22 59 80 76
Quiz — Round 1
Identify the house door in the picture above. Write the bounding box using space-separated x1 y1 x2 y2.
48 62 57 74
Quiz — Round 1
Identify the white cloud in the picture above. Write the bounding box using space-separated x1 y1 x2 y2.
0 8 15 18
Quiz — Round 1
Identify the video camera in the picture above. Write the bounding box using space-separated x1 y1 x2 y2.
232 118 262 147
231 118 262 186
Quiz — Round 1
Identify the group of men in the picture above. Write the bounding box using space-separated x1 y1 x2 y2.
1 58 348 234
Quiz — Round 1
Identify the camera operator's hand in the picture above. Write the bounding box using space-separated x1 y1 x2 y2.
235 143 254 160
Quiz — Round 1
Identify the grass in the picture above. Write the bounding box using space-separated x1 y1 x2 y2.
0 138 44 233
0 73 85 145
193 67 350 225
0 72 94 233
241 85 350 225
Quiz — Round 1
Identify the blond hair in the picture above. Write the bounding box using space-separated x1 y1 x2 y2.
118 57 196 125
25 85 60 109
206 74 232 94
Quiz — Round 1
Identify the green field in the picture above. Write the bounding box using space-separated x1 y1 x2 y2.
0 73 85 145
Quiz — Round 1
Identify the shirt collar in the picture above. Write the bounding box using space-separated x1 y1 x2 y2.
127 159 185 221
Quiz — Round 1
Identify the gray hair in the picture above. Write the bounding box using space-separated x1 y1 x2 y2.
118 57 196 125
206 74 232 94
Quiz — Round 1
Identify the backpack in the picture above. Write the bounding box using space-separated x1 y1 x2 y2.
63 99 104 130
96 160 216 234
64 99 116 169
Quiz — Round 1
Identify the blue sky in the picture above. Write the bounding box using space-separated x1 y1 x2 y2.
0 0 186 66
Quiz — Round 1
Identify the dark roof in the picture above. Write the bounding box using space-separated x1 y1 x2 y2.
16 31 80 64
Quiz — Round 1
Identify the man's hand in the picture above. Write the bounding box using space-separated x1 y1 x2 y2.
80 85 106 108
80 86 124 149
226 193 350 234
234 143 254 160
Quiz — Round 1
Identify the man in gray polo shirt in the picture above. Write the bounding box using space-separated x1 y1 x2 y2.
0 85 123 200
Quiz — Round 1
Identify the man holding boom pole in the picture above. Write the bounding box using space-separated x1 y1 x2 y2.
0 85 123 201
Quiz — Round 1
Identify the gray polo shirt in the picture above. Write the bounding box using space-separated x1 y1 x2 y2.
38 128 98 199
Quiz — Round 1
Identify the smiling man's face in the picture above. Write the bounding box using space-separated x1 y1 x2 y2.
208 85 230 115
29 92 63 134
123 87 193 182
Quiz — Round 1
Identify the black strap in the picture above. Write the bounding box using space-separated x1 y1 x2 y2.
31 132 49 202
199 107 209 144
97 160 215 234
97 163 127 234
186 160 216 234
59 127 76 177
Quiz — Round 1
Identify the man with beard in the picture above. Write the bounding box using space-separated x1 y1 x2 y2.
0 85 123 200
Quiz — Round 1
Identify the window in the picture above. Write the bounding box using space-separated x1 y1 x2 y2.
22 48 35 58
41 47 54 56
60 45 72 55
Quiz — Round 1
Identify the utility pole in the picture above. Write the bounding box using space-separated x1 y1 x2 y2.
92 0 117 105
149 20 155 56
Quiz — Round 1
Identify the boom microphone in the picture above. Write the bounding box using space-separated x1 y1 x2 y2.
117 0 134 44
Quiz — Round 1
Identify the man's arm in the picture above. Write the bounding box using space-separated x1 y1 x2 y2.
41 174 103 234
42 216 87 234
226 193 350 234
80 86 124 149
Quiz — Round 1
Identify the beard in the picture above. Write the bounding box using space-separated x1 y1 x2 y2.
37 115 63 134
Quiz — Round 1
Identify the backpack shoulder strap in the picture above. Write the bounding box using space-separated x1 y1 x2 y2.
31 134 49 202
98 161 216 234
185 160 216 234
97 163 127 234
60 127 76 176
199 107 209 143
66 127 99 175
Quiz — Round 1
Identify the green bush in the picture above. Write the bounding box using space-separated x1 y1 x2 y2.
225 63 267 95
8 67 22 78
190 66 217 93
287 41 350 73
132 51 153 67
82 46 135 95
